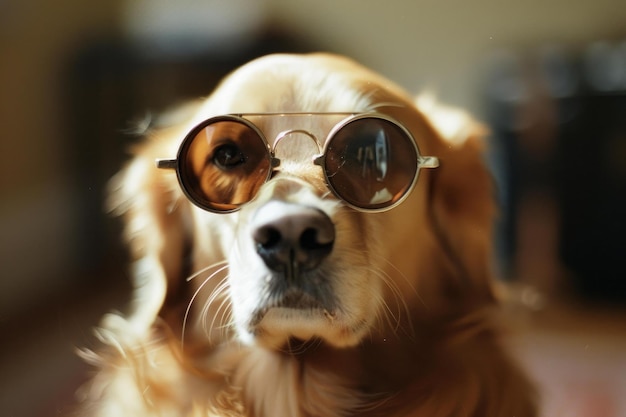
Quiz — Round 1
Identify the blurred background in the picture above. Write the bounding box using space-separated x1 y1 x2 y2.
1 0 625 415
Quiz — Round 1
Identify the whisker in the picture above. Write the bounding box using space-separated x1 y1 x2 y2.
371 269 404 333
186 260 229 282
215 297 235 341
377 255 428 310
350 252 418 341
201 277 230 316
181 264 229 349
214 312 235 332
203 279 232 340
321 244 415 339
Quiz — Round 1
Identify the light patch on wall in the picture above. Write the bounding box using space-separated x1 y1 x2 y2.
122 0 268 57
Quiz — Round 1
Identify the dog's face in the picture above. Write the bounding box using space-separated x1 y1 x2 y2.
115 53 496 354
190 115 401 350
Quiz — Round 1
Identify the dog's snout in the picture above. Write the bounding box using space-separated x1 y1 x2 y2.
252 201 335 274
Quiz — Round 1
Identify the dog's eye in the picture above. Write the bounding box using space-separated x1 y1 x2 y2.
212 143 247 169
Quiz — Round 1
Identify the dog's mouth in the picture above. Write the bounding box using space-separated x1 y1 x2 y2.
234 265 374 349
250 285 337 328
275 288 328 309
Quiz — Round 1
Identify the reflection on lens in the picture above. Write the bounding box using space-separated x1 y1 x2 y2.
179 119 271 212
325 118 418 210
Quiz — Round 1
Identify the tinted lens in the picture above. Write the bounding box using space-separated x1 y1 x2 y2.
324 117 418 210
178 119 271 212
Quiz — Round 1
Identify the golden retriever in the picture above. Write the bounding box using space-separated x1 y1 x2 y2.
77 53 536 416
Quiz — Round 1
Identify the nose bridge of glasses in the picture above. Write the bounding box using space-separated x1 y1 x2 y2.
272 129 323 163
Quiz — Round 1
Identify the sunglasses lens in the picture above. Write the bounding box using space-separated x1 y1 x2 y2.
324 118 418 210
179 119 271 212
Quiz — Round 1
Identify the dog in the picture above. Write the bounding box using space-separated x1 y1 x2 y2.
77 53 536 416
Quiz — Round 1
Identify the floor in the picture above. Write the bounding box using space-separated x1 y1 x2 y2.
509 301 626 417
1 282 625 417
0 280 131 417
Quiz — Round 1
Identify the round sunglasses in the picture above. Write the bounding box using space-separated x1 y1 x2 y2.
156 113 439 213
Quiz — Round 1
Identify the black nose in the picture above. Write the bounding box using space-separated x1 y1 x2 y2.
252 201 335 276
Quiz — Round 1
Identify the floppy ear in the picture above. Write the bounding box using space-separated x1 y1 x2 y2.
417 95 497 306
106 121 194 339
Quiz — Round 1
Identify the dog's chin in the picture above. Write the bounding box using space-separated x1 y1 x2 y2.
240 302 370 350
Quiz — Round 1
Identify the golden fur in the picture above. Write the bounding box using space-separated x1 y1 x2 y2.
77 53 536 416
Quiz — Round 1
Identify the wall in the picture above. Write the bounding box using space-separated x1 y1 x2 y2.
267 0 626 109
0 0 124 316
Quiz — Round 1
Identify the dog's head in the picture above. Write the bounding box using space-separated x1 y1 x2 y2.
110 53 496 352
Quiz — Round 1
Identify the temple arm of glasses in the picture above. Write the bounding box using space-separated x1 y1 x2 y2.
156 159 177 169
419 156 439 169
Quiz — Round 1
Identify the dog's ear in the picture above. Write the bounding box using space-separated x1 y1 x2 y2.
106 121 194 338
417 95 497 306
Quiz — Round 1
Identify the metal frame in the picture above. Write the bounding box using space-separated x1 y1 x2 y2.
156 113 439 213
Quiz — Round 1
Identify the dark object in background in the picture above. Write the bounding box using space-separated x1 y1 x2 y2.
485 41 626 303
559 42 626 302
